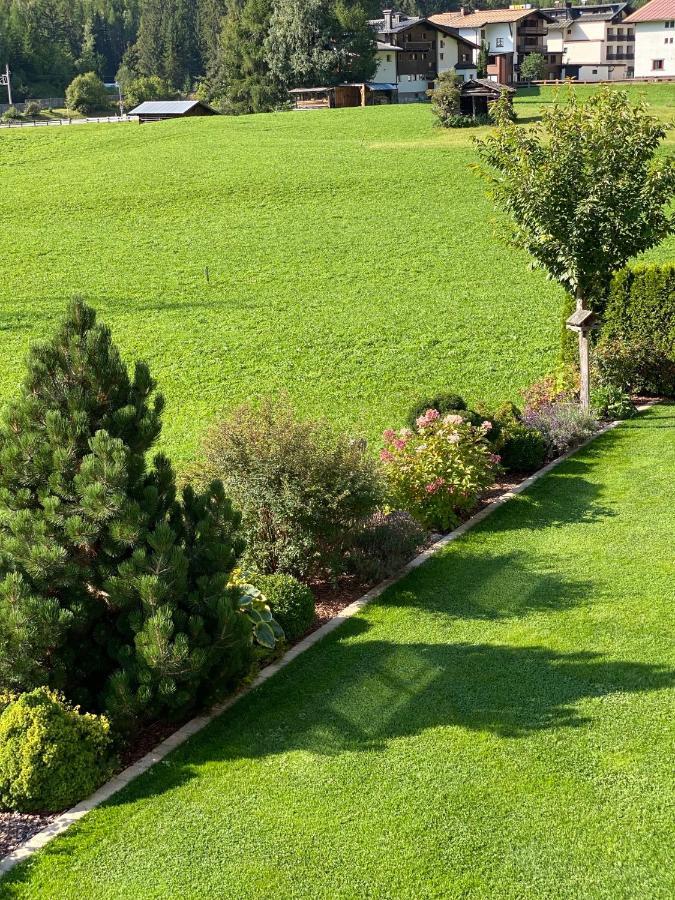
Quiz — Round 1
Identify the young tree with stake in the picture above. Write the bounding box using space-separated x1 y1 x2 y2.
475 86 675 407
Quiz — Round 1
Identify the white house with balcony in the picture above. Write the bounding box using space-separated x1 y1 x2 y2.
430 6 554 84
545 2 635 81
624 0 675 76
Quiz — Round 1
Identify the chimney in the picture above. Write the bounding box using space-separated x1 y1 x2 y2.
383 8 393 30
460 5 467 14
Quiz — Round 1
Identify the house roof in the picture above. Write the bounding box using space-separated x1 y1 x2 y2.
430 8 552 28
463 78 515 94
624 0 675 22
129 100 215 115
546 2 632 22
370 14 479 47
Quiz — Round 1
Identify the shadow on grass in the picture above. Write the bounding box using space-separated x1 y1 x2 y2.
97 636 675 814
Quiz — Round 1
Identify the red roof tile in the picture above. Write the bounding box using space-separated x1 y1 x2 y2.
624 0 675 22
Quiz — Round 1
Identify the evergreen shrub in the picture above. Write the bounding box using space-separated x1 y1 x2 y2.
0 299 260 730
0 688 113 812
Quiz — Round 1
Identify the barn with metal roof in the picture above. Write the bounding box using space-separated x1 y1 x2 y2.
128 100 218 124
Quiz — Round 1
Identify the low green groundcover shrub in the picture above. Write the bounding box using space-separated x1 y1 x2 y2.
197 397 382 579
486 402 547 474
0 688 113 813
380 410 499 532
249 573 315 642
347 510 426 583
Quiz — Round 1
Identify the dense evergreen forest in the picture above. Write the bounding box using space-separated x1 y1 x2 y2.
0 0 470 112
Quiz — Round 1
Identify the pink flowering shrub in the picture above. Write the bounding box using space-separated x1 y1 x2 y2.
379 410 499 531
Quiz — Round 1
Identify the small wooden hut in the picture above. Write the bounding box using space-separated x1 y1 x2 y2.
458 79 515 119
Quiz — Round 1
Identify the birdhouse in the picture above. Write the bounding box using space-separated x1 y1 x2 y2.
565 308 600 334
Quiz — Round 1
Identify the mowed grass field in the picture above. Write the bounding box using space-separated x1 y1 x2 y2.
1 83 673 464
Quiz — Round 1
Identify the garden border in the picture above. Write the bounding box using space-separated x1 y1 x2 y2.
0 403 655 877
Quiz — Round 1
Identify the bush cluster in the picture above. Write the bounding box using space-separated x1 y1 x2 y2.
0 300 637 815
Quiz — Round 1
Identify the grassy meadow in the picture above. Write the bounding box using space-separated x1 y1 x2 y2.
1 83 673 465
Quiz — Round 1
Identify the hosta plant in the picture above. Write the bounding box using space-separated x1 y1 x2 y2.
380 410 499 532
229 570 284 650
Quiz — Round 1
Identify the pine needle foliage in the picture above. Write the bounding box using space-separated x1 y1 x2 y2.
0 300 253 729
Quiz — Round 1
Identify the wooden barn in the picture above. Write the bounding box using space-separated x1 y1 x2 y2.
459 79 514 118
129 100 219 124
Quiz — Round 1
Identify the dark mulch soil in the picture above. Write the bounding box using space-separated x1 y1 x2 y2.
0 813 55 859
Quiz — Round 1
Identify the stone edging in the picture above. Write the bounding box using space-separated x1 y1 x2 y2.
0 405 654 877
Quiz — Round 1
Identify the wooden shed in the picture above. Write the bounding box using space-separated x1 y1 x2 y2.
289 83 398 110
459 79 515 118
129 100 219 124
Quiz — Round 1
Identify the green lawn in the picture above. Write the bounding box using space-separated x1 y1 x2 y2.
1 85 673 465
3 404 673 899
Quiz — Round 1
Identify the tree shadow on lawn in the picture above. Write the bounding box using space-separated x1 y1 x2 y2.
468 461 617 535
381 547 595 620
103 632 675 812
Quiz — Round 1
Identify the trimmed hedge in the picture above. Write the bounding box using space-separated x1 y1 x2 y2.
603 264 675 355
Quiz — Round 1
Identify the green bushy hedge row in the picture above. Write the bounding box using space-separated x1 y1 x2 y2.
603 264 675 355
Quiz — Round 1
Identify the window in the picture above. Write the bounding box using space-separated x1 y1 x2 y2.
386 54 391 61
440 52 444 60
666 20 675 28
567 28 572 35
496 37 504 47
422 32 427 39
461 52 469 62
653 58 665 69
592 68 598 74
440 39 445 47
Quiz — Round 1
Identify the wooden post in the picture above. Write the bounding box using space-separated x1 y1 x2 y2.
578 329 590 410
360 84 366 107
576 287 590 410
